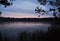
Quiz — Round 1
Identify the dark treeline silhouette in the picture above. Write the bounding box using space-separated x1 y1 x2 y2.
0 22 60 41
0 17 60 22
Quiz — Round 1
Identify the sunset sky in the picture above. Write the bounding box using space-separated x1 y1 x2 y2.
0 0 57 18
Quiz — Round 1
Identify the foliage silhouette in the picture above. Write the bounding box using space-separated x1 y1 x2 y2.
0 0 14 16
35 0 60 18
0 0 14 7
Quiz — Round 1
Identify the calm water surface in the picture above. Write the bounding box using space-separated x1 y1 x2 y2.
0 22 51 31
0 22 51 41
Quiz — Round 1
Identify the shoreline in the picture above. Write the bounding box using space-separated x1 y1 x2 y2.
0 17 60 22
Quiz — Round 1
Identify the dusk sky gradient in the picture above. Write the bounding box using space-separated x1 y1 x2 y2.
0 0 57 18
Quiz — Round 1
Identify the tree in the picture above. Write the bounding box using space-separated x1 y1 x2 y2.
0 0 14 7
0 0 14 17
35 0 60 18
35 6 46 17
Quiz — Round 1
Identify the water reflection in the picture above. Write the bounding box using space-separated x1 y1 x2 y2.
0 22 51 41
0 22 50 31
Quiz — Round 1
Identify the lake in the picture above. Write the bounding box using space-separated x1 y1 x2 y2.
0 22 51 41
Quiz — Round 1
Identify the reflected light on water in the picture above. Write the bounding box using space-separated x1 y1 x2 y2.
0 22 51 31
0 22 51 41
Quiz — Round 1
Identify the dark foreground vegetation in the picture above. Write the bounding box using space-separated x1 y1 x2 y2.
0 21 60 41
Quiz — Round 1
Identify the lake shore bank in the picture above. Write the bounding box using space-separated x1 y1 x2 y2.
0 17 60 22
